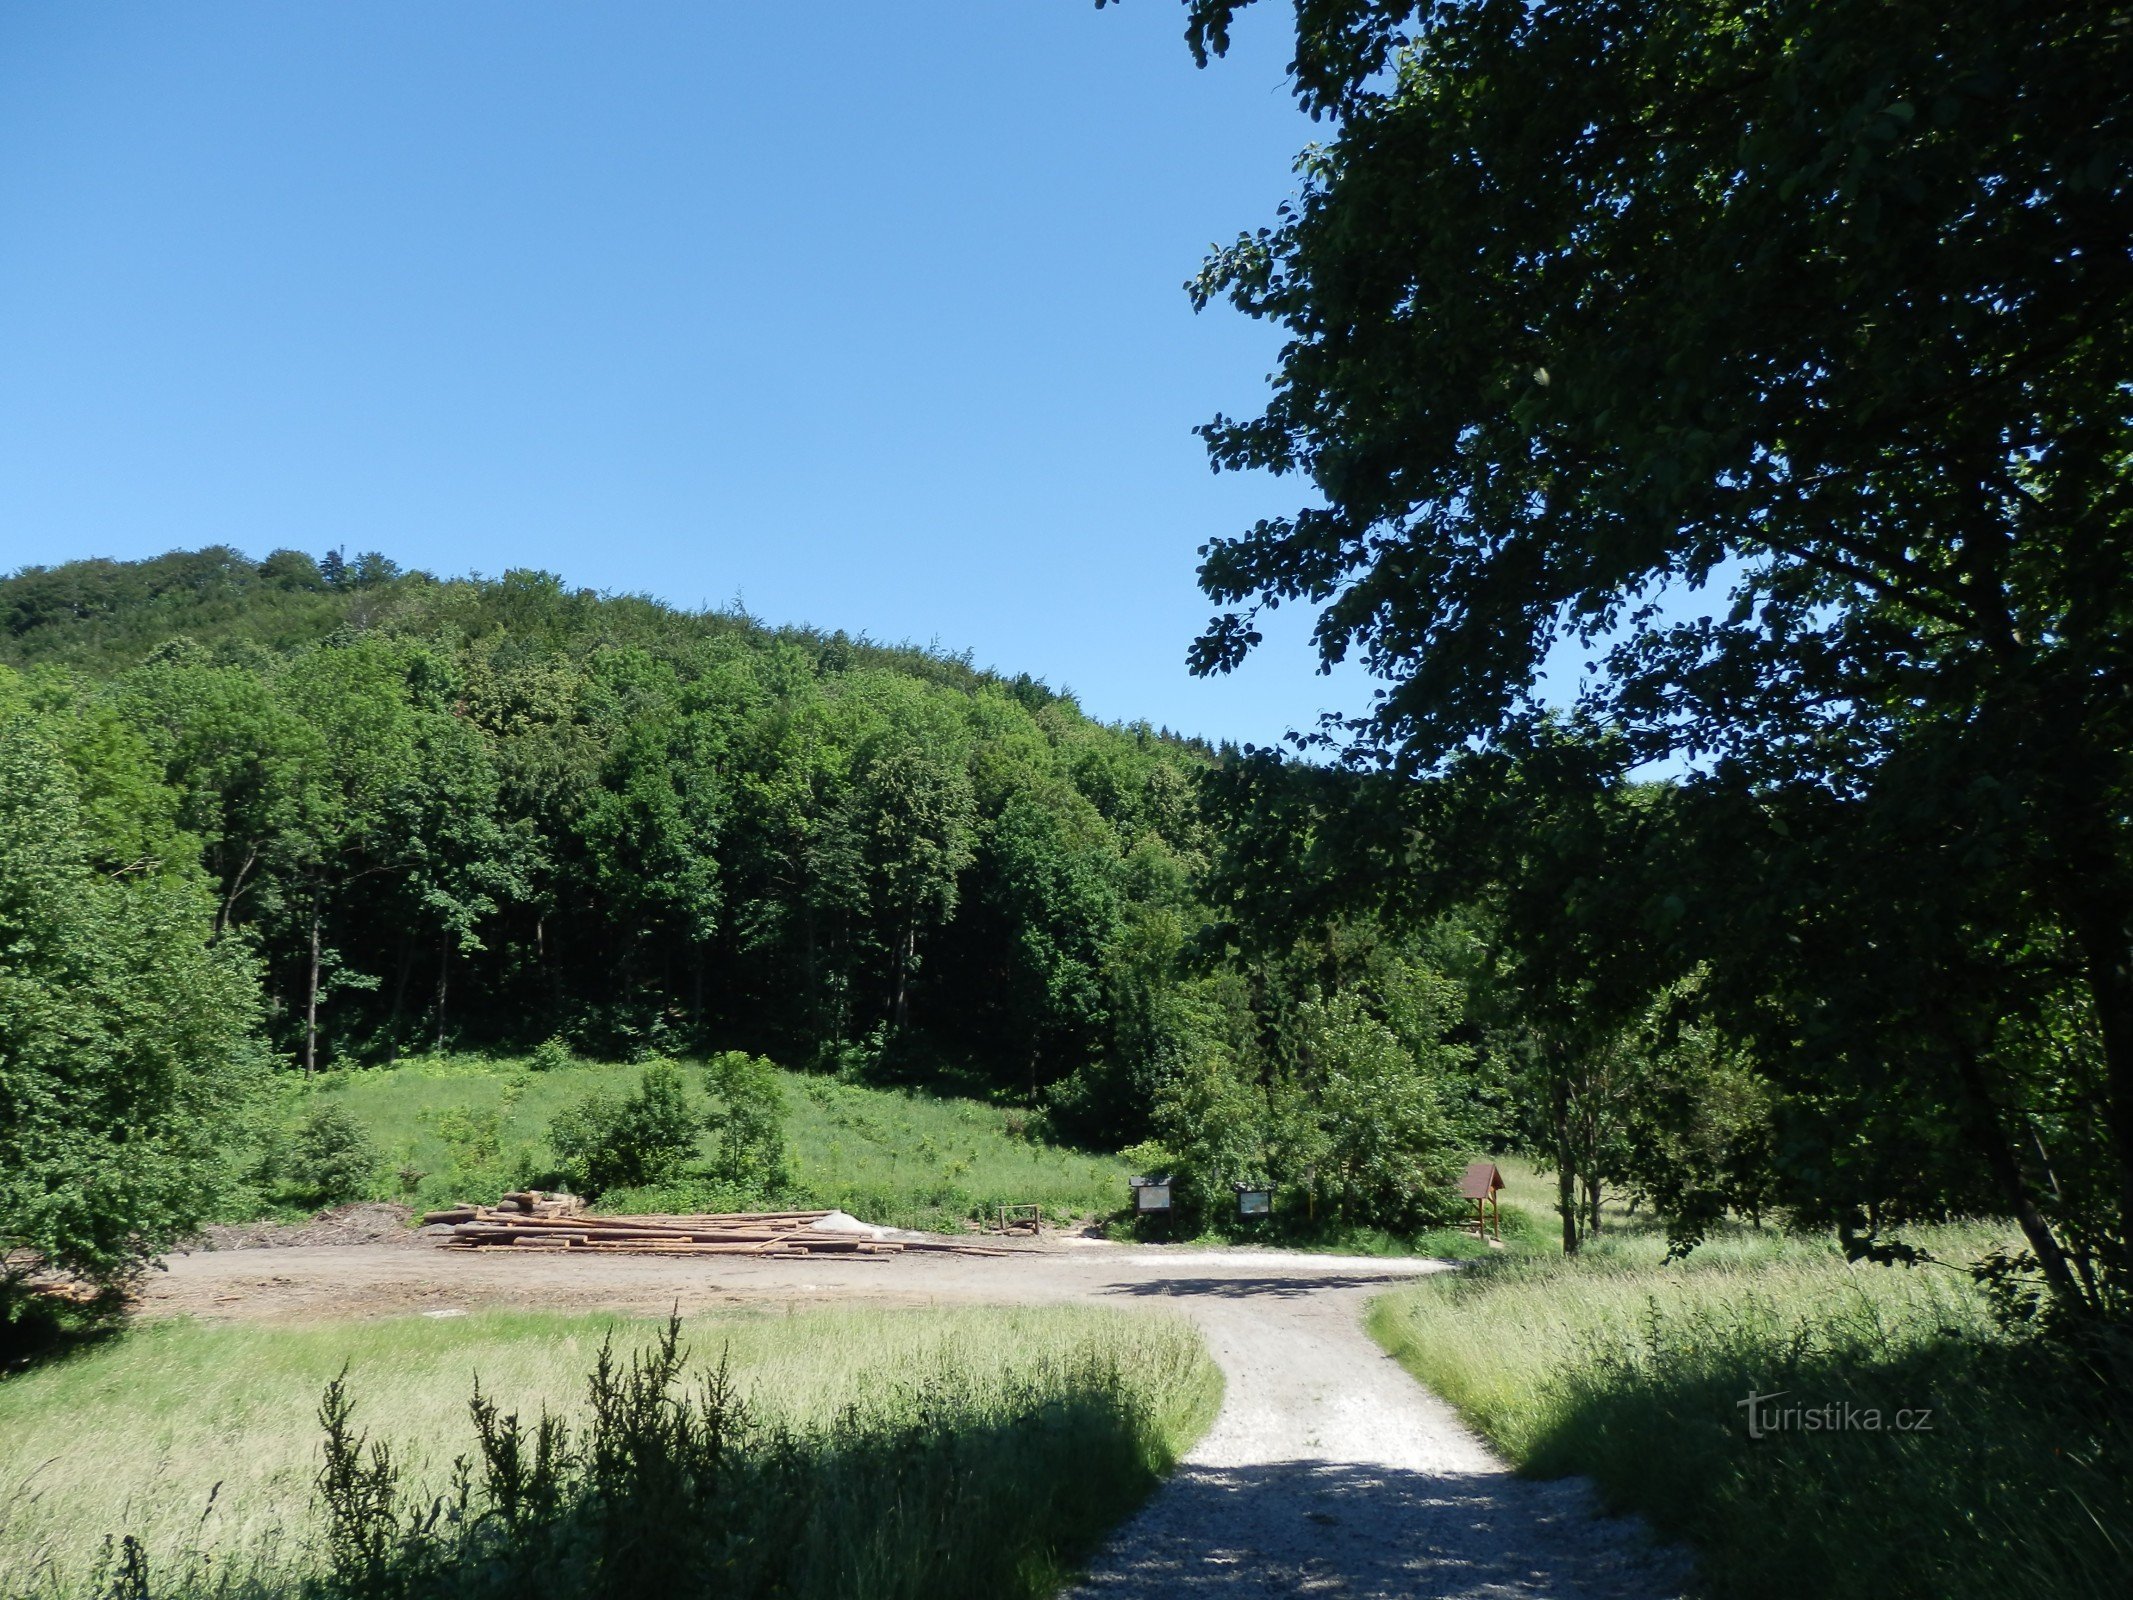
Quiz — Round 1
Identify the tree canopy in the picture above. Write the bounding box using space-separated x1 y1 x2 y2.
0 675 263 1318
1168 0 2133 1315
0 550 1217 1100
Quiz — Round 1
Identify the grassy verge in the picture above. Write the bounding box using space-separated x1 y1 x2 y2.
260 1054 1130 1230
1367 1221 2133 1600
0 1304 1220 1599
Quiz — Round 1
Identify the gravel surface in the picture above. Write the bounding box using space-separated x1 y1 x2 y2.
147 1236 1686 1596
1067 1283 1688 1599
189 1202 427 1251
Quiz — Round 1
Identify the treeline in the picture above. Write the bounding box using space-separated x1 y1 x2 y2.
0 547 1216 1100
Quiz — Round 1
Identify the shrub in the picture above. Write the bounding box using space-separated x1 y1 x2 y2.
1146 1042 1269 1229
284 1106 381 1206
1136 979 1473 1236
1296 992 1468 1231
549 1060 698 1197
526 1036 574 1074
431 1104 505 1171
703 1052 791 1194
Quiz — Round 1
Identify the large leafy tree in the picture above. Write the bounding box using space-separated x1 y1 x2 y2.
1158 0 2133 1312
0 678 262 1325
853 737 978 1033
124 654 329 939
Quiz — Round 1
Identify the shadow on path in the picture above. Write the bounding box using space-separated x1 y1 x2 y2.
1071 1458 1681 1600
1097 1274 1434 1300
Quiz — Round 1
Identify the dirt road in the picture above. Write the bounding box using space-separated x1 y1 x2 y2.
148 1238 1685 1598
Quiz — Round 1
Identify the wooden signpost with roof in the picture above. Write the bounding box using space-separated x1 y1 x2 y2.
1459 1161 1505 1242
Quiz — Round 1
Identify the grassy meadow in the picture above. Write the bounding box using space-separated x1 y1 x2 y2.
1368 1218 2133 1600
0 1304 1220 1599
262 1053 1131 1231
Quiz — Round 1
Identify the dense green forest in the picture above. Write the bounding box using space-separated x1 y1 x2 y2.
0 546 1215 1096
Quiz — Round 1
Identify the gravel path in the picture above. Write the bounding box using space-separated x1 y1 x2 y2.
147 1237 1687 1597
1070 1280 1686 1599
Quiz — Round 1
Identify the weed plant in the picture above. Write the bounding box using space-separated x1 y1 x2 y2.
0 1306 1219 1600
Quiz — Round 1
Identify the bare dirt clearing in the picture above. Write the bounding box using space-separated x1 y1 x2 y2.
146 1236 1685 1598
189 1201 431 1252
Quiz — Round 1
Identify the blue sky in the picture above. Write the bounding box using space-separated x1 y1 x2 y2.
1 1 1376 746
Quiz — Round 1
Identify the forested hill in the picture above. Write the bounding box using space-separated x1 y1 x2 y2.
0 546 1219 1115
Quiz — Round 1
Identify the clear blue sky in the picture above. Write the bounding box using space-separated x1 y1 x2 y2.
2 1 1419 746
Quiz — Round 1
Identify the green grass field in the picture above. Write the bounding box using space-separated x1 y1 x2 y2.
0 1305 1220 1599
266 1053 1132 1231
1368 1218 2133 1600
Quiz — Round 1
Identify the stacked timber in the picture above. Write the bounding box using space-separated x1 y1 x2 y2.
420 1204 1011 1259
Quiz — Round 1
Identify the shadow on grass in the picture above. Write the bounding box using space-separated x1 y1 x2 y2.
1073 1457 1683 1597
1519 1323 2133 1600
0 1293 127 1379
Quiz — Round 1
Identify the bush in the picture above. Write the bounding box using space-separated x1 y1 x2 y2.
526 1036 574 1074
549 1060 698 1197
703 1052 790 1195
1295 992 1468 1232
1135 978 1474 1237
1143 1042 1268 1229
283 1106 381 1206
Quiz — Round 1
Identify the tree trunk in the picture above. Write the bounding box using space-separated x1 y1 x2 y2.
1954 1045 2086 1307
802 900 821 1046
304 901 322 1077
434 940 449 1053
217 843 259 936
386 934 415 1063
2037 767 2133 1303
892 925 915 1034
539 913 563 1021
2069 906 2133 1292
1551 1052 1579 1255
1575 1064 1603 1238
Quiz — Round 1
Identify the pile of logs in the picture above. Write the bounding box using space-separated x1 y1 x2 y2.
421 1194 1008 1259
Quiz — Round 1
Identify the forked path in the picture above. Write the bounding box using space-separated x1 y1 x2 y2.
149 1238 1685 1598
1070 1270 1686 1599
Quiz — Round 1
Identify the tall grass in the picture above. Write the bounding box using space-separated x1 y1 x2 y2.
1369 1222 2133 1600
266 1055 1130 1230
0 1306 1219 1598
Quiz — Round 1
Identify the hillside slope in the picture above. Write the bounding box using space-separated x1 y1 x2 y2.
1 547 1215 1137
270 1052 1130 1230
